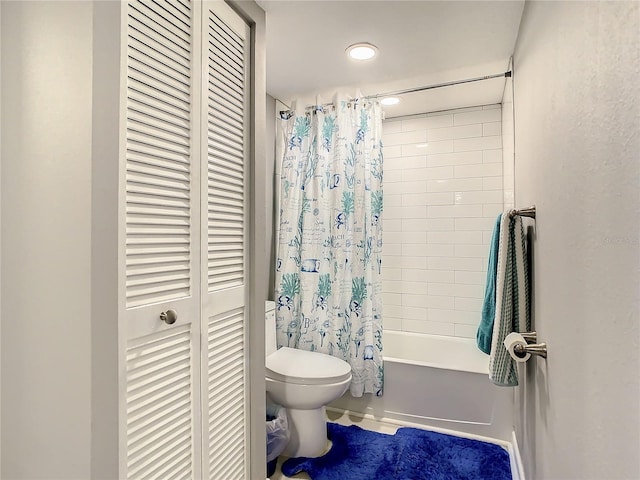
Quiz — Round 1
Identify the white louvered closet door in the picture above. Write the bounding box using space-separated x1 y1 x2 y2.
201 3 251 479
122 1 202 479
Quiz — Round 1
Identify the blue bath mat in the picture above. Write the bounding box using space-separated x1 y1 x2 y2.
281 423 512 480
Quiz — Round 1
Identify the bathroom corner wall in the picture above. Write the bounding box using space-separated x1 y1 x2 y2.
502 60 515 211
512 1 639 478
381 105 503 338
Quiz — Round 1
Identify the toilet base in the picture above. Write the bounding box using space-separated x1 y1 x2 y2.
283 406 329 458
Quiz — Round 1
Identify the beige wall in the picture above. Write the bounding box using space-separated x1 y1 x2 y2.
1 1 93 477
513 1 639 478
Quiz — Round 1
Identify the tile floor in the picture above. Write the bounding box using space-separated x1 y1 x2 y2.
268 410 400 480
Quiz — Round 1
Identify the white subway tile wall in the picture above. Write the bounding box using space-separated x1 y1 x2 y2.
382 105 503 339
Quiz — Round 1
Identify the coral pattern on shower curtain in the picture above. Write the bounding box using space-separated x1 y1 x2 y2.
275 98 384 397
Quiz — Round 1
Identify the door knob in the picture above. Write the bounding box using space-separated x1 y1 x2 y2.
160 309 178 325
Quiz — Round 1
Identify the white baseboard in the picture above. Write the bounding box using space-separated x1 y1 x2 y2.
326 406 513 449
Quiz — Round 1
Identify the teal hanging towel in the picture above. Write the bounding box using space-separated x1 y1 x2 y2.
476 214 502 354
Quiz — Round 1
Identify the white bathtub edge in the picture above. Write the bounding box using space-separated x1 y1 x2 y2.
384 355 489 375
510 430 526 480
383 330 490 375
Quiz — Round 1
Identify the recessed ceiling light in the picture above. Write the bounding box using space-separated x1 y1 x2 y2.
346 43 379 61
380 97 400 106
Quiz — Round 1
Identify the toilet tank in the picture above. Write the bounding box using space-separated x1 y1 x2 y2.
265 301 277 357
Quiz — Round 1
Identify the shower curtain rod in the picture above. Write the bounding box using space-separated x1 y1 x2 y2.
373 71 511 98
278 71 512 113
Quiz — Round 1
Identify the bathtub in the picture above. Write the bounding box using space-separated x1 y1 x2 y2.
330 330 514 441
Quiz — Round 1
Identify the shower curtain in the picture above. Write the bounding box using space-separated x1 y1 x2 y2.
275 97 384 397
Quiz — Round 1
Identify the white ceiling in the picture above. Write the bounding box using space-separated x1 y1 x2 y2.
259 0 525 117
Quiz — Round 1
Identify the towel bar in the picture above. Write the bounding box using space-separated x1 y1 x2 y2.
520 331 537 343
509 206 536 219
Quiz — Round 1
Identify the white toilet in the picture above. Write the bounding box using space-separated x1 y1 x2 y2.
265 301 352 458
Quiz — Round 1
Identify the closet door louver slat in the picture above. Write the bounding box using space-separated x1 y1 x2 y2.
204 5 246 302
123 2 200 479
121 1 251 478
125 0 194 308
202 3 250 479
207 309 245 477
126 327 193 480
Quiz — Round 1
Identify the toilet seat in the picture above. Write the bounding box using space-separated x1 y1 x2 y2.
266 347 352 385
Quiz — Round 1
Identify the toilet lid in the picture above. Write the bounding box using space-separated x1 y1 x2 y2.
266 347 352 385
